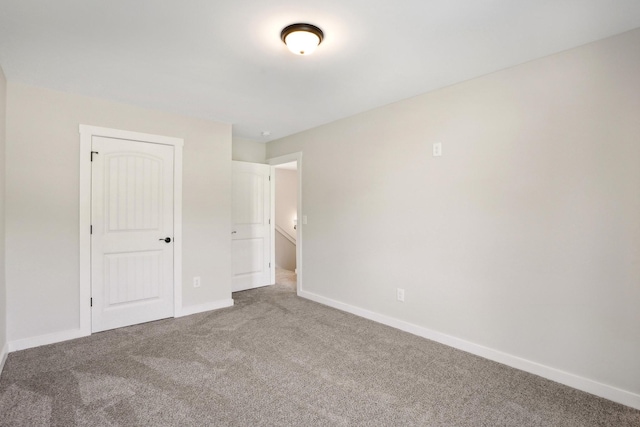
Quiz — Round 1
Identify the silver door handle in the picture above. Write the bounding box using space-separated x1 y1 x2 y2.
231 231 237 234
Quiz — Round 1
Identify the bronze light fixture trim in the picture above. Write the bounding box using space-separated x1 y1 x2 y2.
280 23 324 55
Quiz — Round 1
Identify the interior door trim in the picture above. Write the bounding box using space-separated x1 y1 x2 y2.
79 125 184 337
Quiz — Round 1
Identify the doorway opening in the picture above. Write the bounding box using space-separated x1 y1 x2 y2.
268 153 302 294
273 161 298 291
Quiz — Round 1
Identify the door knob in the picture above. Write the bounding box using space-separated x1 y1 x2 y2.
159 237 171 243
231 231 237 234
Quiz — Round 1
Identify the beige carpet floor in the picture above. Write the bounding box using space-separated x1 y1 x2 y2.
275 267 297 290
0 270 638 426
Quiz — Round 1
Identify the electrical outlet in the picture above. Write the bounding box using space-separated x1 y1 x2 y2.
397 288 405 302
193 276 201 288
433 142 442 157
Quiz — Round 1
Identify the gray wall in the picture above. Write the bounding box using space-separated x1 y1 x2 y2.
267 29 640 395
5 83 232 342
232 137 266 163
0 67 6 356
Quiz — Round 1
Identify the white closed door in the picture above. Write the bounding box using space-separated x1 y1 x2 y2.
91 136 175 333
232 161 271 292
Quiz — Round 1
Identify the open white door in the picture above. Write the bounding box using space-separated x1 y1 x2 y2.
232 161 272 292
91 136 175 332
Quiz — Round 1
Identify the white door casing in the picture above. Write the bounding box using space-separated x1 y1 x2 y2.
91 137 175 332
231 161 271 292
79 125 183 337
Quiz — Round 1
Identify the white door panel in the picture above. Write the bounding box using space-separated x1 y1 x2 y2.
92 136 174 332
232 161 271 292
232 238 264 273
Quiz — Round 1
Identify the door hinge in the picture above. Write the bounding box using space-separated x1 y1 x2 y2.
269 219 271 225
91 151 99 161
90 225 93 234
269 262 271 268
269 175 271 181
90 298 93 307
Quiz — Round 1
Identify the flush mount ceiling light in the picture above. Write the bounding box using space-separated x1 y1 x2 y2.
280 23 324 55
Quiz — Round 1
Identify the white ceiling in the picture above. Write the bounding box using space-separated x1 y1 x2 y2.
1 1 639 142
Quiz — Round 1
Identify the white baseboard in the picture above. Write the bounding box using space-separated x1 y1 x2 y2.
299 290 640 411
8 328 88 353
0 341 8 376
177 298 234 317
5 299 235 353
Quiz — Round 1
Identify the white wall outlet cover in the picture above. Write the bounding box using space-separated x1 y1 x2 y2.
303 215 308 225
397 288 405 302
433 142 442 157
193 276 201 288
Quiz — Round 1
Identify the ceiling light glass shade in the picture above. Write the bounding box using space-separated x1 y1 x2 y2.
284 31 320 55
281 24 324 55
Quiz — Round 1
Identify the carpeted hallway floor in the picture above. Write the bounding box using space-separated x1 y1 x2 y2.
1 270 638 426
